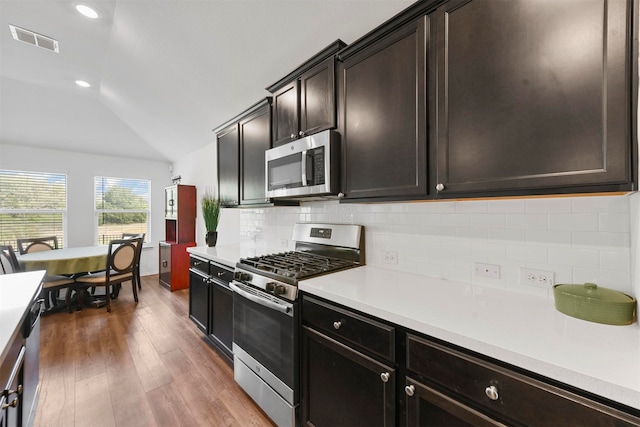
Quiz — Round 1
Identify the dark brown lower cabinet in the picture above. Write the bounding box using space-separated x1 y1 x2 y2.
405 377 506 427
188 255 234 364
300 293 640 427
210 280 233 361
301 327 395 427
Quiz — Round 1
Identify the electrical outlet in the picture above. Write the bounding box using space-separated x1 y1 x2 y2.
382 251 398 264
520 268 555 287
280 239 288 248
474 262 501 279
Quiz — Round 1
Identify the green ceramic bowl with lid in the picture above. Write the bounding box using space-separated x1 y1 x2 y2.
553 283 637 325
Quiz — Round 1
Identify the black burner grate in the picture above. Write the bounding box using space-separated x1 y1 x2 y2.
239 251 356 280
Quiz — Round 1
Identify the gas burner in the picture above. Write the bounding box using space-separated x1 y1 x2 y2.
239 251 358 281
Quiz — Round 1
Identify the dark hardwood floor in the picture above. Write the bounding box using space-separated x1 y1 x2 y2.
35 274 275 427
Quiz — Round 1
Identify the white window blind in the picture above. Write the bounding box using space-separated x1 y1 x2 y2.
95 176 150 245
0 169 67 248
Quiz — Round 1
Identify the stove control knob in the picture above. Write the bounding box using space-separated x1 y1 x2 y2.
274 284 286 295
265 282 275 293
235 271 251 282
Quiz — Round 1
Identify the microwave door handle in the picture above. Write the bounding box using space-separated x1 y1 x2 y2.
301 150 308 186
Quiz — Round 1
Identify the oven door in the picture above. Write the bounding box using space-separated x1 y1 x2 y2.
231 281 298 397
231 281 298 427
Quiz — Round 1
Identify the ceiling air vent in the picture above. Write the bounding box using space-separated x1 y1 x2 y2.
9 24 59 53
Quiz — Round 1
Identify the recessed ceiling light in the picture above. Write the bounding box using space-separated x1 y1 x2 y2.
75 4 99 19
75 80 91 88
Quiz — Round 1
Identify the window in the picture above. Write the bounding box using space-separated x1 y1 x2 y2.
0 169 67 248
95 177 150 245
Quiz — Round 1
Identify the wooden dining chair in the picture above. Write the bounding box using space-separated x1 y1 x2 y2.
75 238 141 313
122 233 145 289
17 236 59 254
0 245 21 274
0 244 76 312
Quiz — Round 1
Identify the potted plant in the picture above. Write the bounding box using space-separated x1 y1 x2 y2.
201 188 221 247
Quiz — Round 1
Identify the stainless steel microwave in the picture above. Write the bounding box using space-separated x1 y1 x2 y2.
265 130 340 199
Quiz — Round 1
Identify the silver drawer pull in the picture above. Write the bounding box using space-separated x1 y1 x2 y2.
405 385 415 397
217 272 224 277
485 385 499 401
2 397 19 409
333 321 342 330
380 372 390 383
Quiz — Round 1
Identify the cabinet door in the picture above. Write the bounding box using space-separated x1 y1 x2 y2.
405 377 506 427
158 243 171 288
164 186 176 219
217 124 239 207
300 57 336 137
272 80 299 147
210 282 233 359
189 270 210 334
434 0 632 197
301 327 395 427
239 103 271 205
342 16 428 200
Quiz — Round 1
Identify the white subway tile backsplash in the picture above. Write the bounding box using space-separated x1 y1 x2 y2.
472 213 506 228
572 231 629 248
241 195 633 295
506 213 548 230
600 250 630 272
571 195 629 213
598 213 630 232
547 247 599 268
526 230 572 245
489 228 527 242
526 198 572 213
548 213 598 231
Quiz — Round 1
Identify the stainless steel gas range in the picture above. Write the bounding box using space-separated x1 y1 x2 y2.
230 223 364 427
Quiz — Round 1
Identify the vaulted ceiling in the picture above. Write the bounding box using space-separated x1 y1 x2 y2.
0 0 415 163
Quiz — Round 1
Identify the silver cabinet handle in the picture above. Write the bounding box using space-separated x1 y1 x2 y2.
217 272 224 277
2 397 19 409
333 321 342 330
405 385 415 396
337 192 345 198
290 133 296 139
380 372 390 383
485 385 499 401
436 183 445 191
299 130 305 137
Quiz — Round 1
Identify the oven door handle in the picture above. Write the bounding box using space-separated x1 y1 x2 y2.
230 282 293 316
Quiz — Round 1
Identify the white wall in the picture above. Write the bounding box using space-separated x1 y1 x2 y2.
0 143 172 276
173 139 241 247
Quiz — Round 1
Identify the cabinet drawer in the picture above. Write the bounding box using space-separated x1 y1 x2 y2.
189 256 209 275
209 262 233 287
302 296 394 362
406 334 640 427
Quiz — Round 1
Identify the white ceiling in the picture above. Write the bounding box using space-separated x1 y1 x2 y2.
0 0 415 163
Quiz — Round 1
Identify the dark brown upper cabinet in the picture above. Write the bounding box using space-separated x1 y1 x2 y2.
432 0 635 198
339 16 429 200
239 101 272 205
216 123 239 207
215 98 273 207
267 40 346 147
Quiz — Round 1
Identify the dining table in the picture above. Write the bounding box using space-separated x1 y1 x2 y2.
17 245 110 311
17 245 108 276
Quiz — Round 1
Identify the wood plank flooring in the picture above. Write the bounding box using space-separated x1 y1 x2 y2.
35 275 275 427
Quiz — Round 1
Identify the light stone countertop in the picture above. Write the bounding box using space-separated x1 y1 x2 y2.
186 244 640 411
0 270 45 368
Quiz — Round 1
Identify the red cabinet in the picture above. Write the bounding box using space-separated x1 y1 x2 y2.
160 184 196 291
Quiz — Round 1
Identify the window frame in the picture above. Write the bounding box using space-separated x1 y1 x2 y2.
94 176 151 246
0 169 68 248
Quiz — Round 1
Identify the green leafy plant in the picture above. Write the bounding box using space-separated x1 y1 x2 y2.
201 189 221 232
